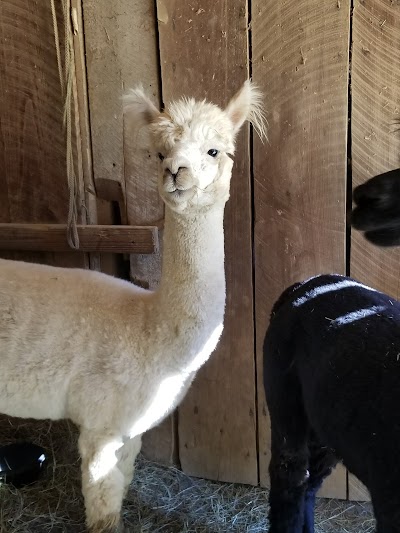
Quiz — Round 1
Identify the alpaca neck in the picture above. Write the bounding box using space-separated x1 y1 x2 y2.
154 204 226 371
159 205 226 310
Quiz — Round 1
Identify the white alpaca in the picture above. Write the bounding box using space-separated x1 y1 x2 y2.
0 81 266 532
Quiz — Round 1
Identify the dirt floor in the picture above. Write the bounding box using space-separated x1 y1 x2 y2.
0 418 374 532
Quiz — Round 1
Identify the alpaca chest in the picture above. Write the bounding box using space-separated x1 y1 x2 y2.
121 307 225 438
127 371 195 438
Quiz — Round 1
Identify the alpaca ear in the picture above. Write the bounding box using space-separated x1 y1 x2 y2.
122 85 160 126
225 80 267 142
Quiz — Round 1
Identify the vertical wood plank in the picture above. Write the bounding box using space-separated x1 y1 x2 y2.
82 1 125 193
0 0 86 269
71 0 98 225
349 0 400 502
253 0 351 498
72 0 101 272
83 0 173 463
157 0 258 484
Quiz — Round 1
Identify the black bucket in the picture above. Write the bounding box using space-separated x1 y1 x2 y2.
0 442 47 488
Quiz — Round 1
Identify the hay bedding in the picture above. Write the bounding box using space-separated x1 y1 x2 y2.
0 417 374 532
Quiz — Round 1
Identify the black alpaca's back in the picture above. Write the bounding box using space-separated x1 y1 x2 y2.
264 274 400 532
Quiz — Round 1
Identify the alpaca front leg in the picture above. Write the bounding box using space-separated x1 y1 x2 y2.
303 433 338 533
79 430 126 533
117 435 142 497
264 368 310 532
268 449 309 533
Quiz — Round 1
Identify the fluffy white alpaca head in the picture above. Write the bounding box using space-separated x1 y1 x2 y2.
124 81 267 213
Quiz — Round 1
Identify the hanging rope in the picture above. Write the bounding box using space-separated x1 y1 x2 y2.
50 0 80 249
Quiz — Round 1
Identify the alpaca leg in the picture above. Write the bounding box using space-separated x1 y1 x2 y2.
302 432 338 533
116 435 142 498
268 428 310 532
78 429 126 533
265 371 310 533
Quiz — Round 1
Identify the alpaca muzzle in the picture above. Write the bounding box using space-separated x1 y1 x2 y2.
163 167 195 194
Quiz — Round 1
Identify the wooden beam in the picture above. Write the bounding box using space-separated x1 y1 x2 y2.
0 224 158 254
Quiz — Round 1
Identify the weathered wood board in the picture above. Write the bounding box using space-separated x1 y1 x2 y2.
253 0 351 498
0 223 158 254
349 0 400 502
0 0 86 268
157 0 258 484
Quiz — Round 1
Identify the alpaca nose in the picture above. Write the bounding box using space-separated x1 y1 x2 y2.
167 166 187 182
164 155 191 180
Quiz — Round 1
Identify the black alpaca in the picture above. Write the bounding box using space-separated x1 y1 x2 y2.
352 168 400 246
264 274 400 533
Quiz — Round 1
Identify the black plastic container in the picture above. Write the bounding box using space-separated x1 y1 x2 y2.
0 442 47 487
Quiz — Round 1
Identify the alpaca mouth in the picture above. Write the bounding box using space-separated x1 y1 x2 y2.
171 188 187 196
167 186 194 200
162 174 195 203
171 190 184 198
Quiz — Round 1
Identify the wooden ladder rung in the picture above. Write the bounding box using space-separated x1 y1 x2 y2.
0 224 159 254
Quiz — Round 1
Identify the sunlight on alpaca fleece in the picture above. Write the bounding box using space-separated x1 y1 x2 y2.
89 440 124 483
128 322 223 439
88 323 223 483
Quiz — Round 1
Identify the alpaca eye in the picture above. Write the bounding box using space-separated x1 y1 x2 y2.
158 153 165 161
207 149 219 158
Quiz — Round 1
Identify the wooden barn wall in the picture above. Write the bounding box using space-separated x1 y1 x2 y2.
0 1 88 269
2 0 400 502
349 0 400 501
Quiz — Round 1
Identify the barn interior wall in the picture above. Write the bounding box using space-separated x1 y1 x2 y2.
1 0 400 501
